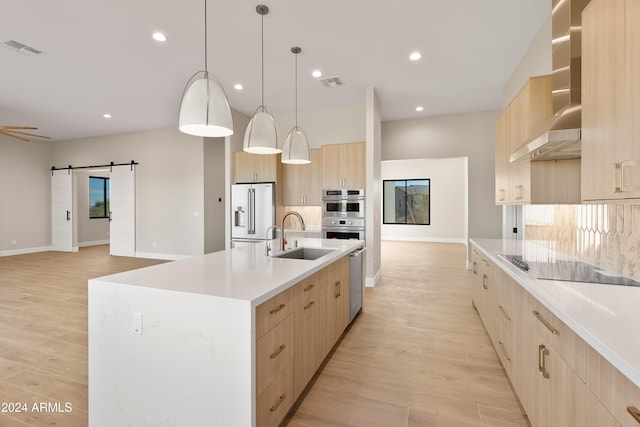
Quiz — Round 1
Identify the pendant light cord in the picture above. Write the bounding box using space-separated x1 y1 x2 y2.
204 0 208 71
295 51 298 126
261 11 265 106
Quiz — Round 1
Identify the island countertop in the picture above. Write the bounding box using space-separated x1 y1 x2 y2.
470 238 640 389
90 238 364 306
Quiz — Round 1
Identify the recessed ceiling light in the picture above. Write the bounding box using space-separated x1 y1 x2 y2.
152 32 167 42
409 52 422 61
103 113 112 119
312 70 322 78
234 83 244 90
415 106 424 112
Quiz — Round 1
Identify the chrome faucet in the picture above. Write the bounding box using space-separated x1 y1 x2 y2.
265 225 280 256
281 212 306 251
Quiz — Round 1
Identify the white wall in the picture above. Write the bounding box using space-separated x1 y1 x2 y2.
0 138 52 255
382 110 502 243
381 158 467 243
52 128 206 258
502 16 552 107
204 137 226 253
365 88 382 286
273 102 366 149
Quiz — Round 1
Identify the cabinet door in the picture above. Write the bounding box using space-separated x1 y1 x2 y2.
620 0 640 199
305 149 323 205
321 144 343 189
294 273 322 399
233 151 279 183
495 110 511 204
282 162 306 205
342 142 366 189
547 344 586 427
283 149 322 205
582 0 626 200
233 151 256 183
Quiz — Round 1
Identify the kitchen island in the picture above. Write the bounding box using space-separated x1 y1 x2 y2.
88 238 364 427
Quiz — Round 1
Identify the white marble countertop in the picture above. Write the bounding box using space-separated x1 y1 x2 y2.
90 238 364 307
471 238 640 389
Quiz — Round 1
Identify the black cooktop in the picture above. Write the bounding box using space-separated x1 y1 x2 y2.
501 254 640 287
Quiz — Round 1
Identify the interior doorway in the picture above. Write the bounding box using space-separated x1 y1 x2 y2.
51 164 136 256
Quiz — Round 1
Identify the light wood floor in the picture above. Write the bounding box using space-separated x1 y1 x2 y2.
285 241 528 426
0 242 527 426
0 246 166 427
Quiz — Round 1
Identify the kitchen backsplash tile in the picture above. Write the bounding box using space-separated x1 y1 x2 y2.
281 205 322 231
524 204 640 280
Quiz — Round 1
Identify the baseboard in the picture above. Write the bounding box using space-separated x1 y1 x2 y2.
381 236 467 244
365 268 381 288
79 240 109 247
135 251 192 261
0 246 52 257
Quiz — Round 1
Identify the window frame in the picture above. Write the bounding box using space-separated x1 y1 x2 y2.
382 178 431 225
89 176 110 219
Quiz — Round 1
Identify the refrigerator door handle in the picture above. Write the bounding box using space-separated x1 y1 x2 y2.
249 188 255 235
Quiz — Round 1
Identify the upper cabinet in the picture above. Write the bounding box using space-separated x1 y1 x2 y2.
282 149 322 206
321 142 365 189
233 151 281 184
495 76 581 205
582 0 640 201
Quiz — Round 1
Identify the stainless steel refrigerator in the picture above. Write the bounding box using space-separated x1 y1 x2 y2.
231 182 276 247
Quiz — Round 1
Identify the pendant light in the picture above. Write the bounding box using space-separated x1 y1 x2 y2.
178 0 233 137
281 47 311 164
243 4 281 154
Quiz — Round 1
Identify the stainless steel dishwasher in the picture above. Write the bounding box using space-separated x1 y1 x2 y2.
349 245 366 322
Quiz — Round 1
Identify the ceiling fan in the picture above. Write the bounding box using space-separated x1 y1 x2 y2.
0 126 51 142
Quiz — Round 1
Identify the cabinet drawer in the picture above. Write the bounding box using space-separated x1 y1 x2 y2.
530 299 585 380
256 315 294 395
256 364 294 427
587 346 640 427
256 287 294 339
294 272 321 307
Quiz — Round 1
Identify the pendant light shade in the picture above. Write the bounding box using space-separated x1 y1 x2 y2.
282 47 310 164
243 4 281 154
243 105 280 154
179 71 233 137
178 0 233 138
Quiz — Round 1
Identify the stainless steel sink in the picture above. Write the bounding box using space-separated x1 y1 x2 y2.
271 247 335 260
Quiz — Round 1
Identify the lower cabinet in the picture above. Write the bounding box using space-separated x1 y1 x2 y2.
256 255 351 426
470 244 639 427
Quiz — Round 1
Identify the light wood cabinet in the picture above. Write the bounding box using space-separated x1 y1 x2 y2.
255 290 295 427
471 246 497 339
321 142 365 189
233 151 281 184
283 149 322 206
293 272 323 399
582 0 640 201
586 345 640 427
495 110 511 203
495 75 581 205
256 255 351 426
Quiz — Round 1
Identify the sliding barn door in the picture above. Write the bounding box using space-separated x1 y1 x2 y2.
109 165 136 257
51 169 73 252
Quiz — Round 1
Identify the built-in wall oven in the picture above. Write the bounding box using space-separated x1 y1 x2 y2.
322 189 365 240
322 189 365 219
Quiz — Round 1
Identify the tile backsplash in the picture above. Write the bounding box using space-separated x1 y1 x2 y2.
524 204 640 280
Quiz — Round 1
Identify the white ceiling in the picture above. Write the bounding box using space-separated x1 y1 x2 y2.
0 0 550 142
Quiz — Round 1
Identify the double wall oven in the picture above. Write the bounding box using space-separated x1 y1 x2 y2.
322 189 365 240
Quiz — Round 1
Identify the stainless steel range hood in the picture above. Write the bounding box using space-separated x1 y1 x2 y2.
511 0 590 162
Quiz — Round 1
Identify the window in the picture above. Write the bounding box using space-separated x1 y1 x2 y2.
89 176 110 218
383 179 430 225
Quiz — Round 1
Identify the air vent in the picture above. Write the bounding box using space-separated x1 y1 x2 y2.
320 76 344 88
3 40 43 56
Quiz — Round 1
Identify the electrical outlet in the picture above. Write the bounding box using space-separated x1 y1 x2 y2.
132 312 143 335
